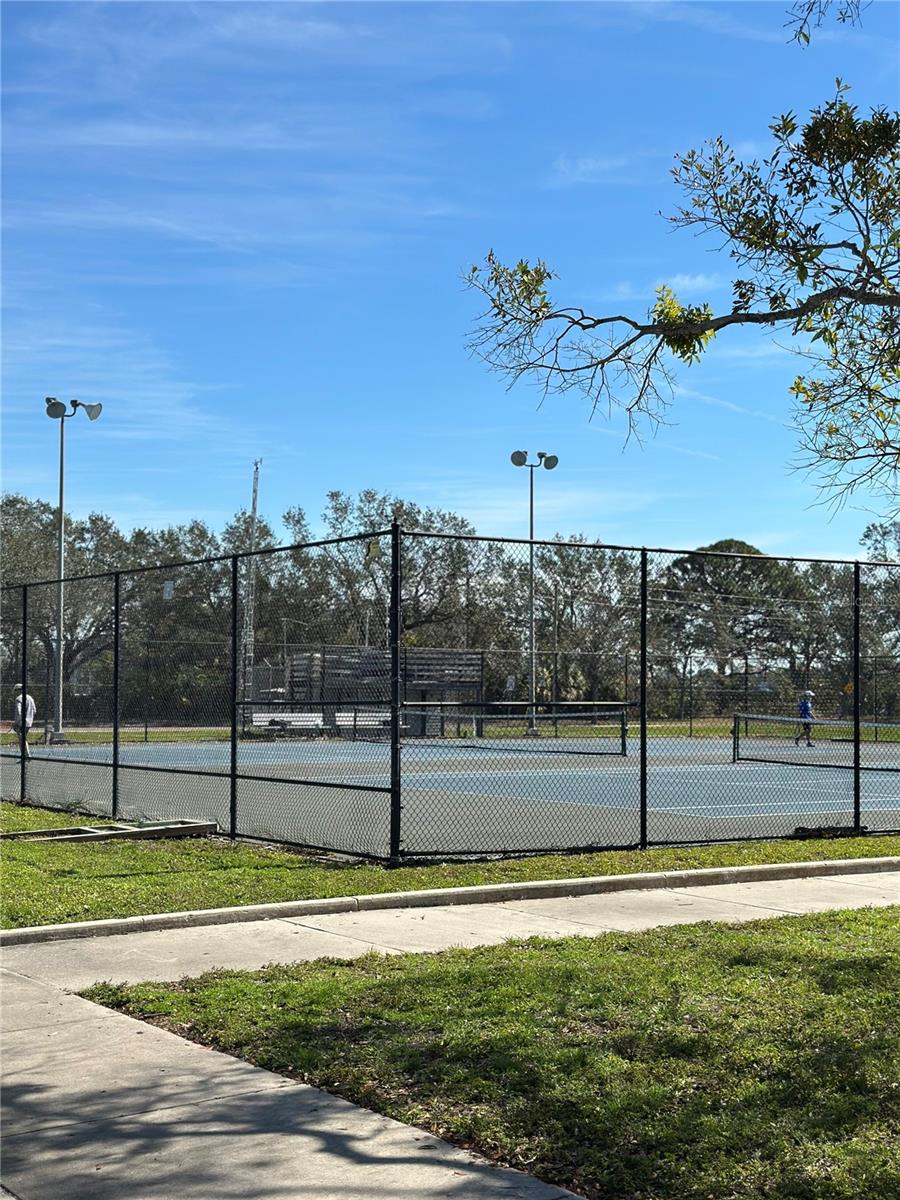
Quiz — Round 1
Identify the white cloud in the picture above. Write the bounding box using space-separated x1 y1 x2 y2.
590 272 723 305
743 530 805 553
675 385 786 428
414 477 663 538
659 273 724 294
625 2 784 44
659 442 722 462
549 153 635 186
709 342 793 363
5 116 349 153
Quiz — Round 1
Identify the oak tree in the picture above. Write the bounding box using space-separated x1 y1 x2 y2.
467 86 900 503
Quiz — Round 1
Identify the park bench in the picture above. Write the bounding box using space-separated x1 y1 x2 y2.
249 712 325 736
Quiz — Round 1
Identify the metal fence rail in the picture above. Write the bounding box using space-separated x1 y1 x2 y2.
2 525 899 862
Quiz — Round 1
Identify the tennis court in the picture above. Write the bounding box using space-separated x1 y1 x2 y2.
5 721 899 856
4 527 900 860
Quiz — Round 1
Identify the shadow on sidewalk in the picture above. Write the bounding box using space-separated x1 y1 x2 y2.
1 1073 573 1199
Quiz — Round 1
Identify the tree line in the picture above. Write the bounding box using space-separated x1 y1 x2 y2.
1 491 898 726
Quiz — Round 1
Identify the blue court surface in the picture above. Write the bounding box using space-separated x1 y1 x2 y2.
4 731 899 855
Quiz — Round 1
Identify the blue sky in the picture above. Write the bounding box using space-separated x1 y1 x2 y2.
2 0 898 557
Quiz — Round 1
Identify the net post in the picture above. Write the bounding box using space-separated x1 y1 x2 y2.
230 554 239 839
620 707 627 757
389 524 402 867
20 585 28 803
853 562 861 832
732 712 739 764
639 549 648 849
112 572 121 818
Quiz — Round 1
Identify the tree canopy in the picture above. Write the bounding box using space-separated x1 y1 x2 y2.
3 489 897 730
467 85 900 505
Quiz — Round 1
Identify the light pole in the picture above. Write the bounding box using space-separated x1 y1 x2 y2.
510 450 559 733
45 398 102 741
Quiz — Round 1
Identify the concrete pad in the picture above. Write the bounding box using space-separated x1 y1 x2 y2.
0 918 383 990
1 1074 578 1200
3 1005 292 1136
498 886 795 931
290 902 603 953
1 968 120 1033
674 874 900 915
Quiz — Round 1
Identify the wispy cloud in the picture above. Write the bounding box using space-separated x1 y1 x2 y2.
4 115 361 154
588 272 724 306
744 529 805 552
549 153 636 186
675 385 786 428
659 442 722 462
625 1 784 45
709 342 793 363
8 177 459 256
2 314 223 443
661 272 724 294
416 476 663 538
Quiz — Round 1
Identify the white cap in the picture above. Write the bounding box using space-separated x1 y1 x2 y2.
804 690 815 697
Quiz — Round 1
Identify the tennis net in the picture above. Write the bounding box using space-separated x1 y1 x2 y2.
733 712 900 770
401 705 629 755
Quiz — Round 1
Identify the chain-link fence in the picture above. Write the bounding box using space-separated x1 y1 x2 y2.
2 527 899 861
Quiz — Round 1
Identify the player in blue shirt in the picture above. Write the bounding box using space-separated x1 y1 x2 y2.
795 690 814 747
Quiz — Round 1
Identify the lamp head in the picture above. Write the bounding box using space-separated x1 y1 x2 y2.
71 400 102 421
510 450 527 467
542 454 559 470
45 397 67 419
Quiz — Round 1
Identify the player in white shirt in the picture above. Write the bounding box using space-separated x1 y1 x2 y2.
13 683 35 758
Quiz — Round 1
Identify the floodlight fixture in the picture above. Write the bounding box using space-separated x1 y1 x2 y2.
510 450 527 467
45 397 67 419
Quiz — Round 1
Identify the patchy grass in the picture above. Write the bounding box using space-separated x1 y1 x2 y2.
0 727 229 747
0 802 115 832
2 800 898 929
87 907 900 1200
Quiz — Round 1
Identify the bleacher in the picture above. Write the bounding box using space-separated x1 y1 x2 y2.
249 712 325 735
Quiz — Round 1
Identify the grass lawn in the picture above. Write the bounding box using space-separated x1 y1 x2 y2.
0 726 229 747
86 907 900 1200
2 799 899 929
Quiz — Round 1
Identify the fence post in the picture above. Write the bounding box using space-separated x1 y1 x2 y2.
853 562 861 832
112 573 121 818
389 523 402 866
230 555 239 839
20 585 28 803
639 550 648 850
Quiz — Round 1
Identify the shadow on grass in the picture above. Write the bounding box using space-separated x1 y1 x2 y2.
91 924 900 1200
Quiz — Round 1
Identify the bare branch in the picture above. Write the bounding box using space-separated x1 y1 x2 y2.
466 86 900 507
786 0 869 45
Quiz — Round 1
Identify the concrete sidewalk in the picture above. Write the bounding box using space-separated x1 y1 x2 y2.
2 870 898 1200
